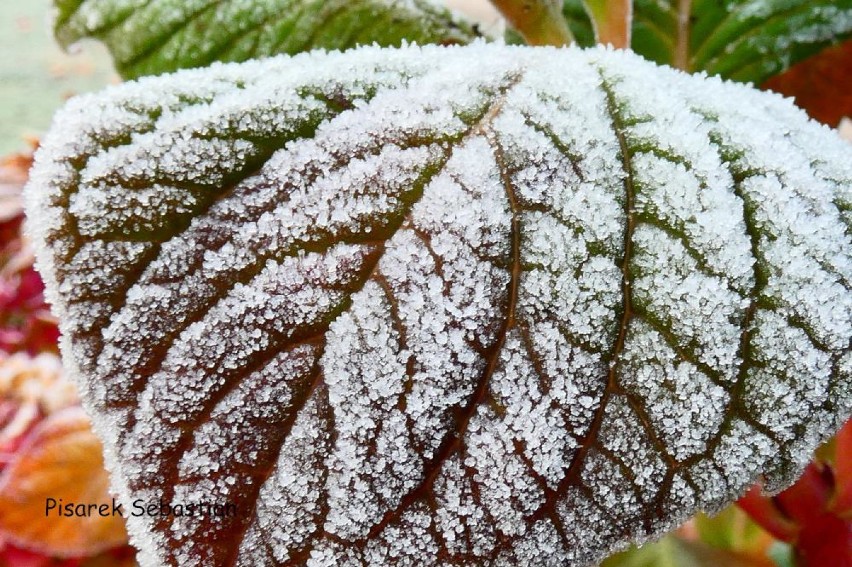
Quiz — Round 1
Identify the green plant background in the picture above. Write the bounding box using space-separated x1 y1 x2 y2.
0 0 115 155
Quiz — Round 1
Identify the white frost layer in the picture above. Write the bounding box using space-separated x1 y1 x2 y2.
24 43 852 567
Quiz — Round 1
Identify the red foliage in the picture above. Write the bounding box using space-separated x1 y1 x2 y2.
0 151 59 355
738 418 852 567
0 152 133 565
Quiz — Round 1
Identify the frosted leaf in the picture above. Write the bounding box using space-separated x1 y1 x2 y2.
562 0 852 84
54 0 478 79
24 44 852 566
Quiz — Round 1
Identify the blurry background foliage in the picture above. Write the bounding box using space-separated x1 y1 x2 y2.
4 0 852 154
0 1 116 154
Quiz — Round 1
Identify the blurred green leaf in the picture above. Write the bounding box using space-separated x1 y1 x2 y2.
55 0 851 84
692 506 777 553
600 533 774 567
599 505 788 567
54 0 478 79
562 0 852 83
561 0 597 46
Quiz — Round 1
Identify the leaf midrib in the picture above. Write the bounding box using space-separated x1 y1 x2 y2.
321 74 527 549
481 68 640 561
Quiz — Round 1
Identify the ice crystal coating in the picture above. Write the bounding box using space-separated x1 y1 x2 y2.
24 44 852 566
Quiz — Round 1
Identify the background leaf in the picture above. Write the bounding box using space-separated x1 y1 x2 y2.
600 535 774 567
54 0 478 79
0 407 127 558
763 39 852 126
54 0 852 84
561 0 597 46
25 44 852 566
692 507 780 556
561 0 852 83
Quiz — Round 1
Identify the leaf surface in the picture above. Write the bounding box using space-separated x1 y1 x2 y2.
562 0 852 83
24 44 852 566
54 0 477 79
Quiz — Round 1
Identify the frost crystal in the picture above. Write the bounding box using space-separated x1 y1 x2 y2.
24 44 852 566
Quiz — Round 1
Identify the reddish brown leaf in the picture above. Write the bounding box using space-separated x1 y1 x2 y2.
763 40 852 127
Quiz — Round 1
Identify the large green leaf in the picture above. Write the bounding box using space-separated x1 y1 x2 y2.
25 44 852 566
562 0 852 83
54 0 478 79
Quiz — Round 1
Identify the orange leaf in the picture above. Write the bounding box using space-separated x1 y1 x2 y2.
0 407 127 558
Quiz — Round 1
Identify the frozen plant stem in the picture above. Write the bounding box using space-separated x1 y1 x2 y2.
582 0 632 49
489 0 575 46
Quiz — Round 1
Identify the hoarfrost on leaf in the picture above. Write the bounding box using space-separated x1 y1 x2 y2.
24 43 852 566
